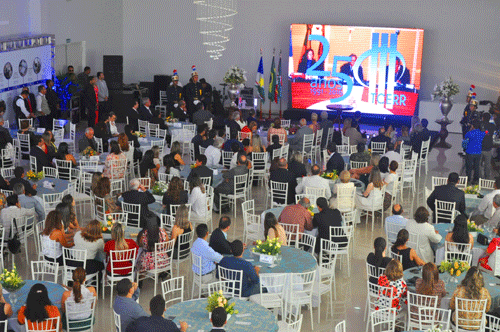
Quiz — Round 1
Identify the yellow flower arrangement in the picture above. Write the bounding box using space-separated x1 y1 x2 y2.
467 219 483 233
439 259 469 277
321 170 338 181
251 236 282 256
206 290 238 315
133 131 146 138
81 146 97 157
0 265 25 292
26 170 44 181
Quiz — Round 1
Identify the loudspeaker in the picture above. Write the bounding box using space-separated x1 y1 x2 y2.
103 55 123 91
153 75 171 104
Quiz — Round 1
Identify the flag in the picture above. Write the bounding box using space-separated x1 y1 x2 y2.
277 53 282 103
268 54 276 102
289 29 294 77
255 55 265 101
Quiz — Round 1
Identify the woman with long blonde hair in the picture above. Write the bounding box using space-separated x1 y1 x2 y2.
171 205 193 260
104 223 138 275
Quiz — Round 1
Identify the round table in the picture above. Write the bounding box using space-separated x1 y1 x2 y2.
164 298 279 332
242 245 317 274
31 178 70 196
179 165 224 187
75 153 108 173
404 266 500 309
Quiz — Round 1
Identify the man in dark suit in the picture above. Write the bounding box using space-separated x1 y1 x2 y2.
319 111 333 147
191 124 209 158
187 155 213 184
269 158 297 205
122 179 156 228
192 102 213 127
83 76 99 126
30 135 52 172
340 54 364 84
125 295 188 332
173 100 189 121
45 79 60 119
210 307 227 332
214 154 249 211
369 127 392 150
78 128 98 152
385 57 411 86
139 97 168 130
313 197 346 254
209 216 234 255
166 71 183 113
9 167 37 196
326 142 345 175
427 172 466 223
0 116 12 146
127 100 141 132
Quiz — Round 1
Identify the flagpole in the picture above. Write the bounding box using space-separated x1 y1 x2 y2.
279 49 282 119
269 48 274 120
259 48 263 121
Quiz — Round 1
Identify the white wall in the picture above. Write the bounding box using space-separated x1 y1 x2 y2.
122 0 500 113
0 0 32 36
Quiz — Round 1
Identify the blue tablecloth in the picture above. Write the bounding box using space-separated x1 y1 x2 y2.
164 298 279 332
434 223 489 251
30 178 70 196
242 245 317 274
404 266 500 309
179 165 224 187
465 193 482 216
5 280 66 313
74 153 108 164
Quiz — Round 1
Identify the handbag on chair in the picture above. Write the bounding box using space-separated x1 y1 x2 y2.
8 218 21 254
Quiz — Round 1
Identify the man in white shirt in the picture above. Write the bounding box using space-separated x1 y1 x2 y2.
96 72 109 115
382 143 402 164
35 85 51 129
206 137 223 168
295 164 332 200
473 178 500 225
106 112 119 137
0 194 37 238
384 204 407 243
14 90 34 120
486 194 500 230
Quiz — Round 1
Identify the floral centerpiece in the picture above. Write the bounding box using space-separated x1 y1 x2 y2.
307 204 315 217
464 185 479 195
431 77 460 100
467 219 483 235
289 125 298 135
0 266 25 292
101 215 115 233
81 146 97 157
206 290 238 319
321 170 338 181
223 66 247 88
439 259 469 277
252 237 282 264
26 170 44 181
166 112 178 123
133 131 146 138
151 181 168 196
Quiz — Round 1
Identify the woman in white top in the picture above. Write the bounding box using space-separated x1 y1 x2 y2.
188 176 207 221
382 160 398 210
118 133 134 165
73 220 105 274
355 167 384 222
332 170 355 209
61 267 97 324
41 211 74 265
405 206 442 263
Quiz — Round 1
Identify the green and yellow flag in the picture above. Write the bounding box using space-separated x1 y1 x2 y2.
268 54 276 102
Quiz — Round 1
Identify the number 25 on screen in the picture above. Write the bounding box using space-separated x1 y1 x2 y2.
305 35 353 103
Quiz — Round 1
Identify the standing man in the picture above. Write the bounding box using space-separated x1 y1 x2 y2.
464 120 485 185
166 70 183 114
200 78 212 111
35 85 51 130
77 66 91 87
83 76 99 126
183 66 203 119
22 87 37 114
96 72 109 117
127 100 140 132
13 90 35 121
45 79 60 119
480 112 496 179
460 99 480 138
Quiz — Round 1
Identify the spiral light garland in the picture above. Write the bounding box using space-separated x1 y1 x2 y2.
194 0 237 60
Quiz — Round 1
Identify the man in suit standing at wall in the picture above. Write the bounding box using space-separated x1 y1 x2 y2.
427 172 466 223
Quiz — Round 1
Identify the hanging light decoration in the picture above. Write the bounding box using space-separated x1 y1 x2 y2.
194 0 237 60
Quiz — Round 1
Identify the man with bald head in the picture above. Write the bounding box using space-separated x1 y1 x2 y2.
384 204 408 243
214 154 249 212
269 157 297 205
78 127 98 152
295 164 331 200
289 118 313 151
278 197 313 242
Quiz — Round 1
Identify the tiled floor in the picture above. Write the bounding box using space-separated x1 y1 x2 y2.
9 130 487 331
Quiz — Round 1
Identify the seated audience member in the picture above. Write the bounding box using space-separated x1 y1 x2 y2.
93 121 111 151
210 306 227 332
326 142 345 175
229 142 241 169
187 154 213 183
191 224 223 282
405 207 442 263
246 109 259 127
267 117 288 144
384 204 407 243
269 157 297 205
445 214 474 248
289 118 313 151
188 176 207 222
449 267 491 328
484 194 500 230
161 154 181 177
367 237 392 284
126 295 187 332
287 151 307 178
267 134 282 159
18 283 60 330
205 137 223 168
106 112 120 137
309 112 320 133
60 267 97 329
162 177 188 215
137 213 170 274
391 229 425 270
9 166 37 196
124 125 143 161
396 125 410 146
295 164 332 200
350 142 371 164
219 240 260 297
191 124 209 157
103 141 127 179
78 128 98 153
313 197 345 254
30 135 52 172
118 133 134 165
376 259 407 315
214 154 249 211
91 172 102 193
369 127 391 149
139 149 159 183
41 210 74 265
473 177 500 225
278 197 313 240
355 167 384 221
333 170 354 195
104 223 138 275
171 205 193 260
12 183 44 221
378 156 390 178
122 179 156 228
209 216 235 255
1 194 37 239
427 172 466 223
168 141 186 167
113 279 148 331
55 142 77 167
94 176 121 213
415 262 447 307
73 220 105 275
0 284 12 330
264 212 287 245
383 160 399 210
343 117 366 146
350 154 379 182
251 133 265 153
0 175 9 191
382 142 402 164
62 194 80 231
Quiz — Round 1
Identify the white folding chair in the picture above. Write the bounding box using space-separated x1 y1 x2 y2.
42 192 63 216
138 120 148 135
370 308 396 332
400 158 417 196
335 320 346 332
454 297 488 332
390 250 402 262
172 231 194 277
277 300 303 332
249 273 286 317
371 141 387 155
0 167 14 179
444 241 472 265
102 248 137 307
217 265 244 298
54 159 72 180
416 307 451 331
350 161 368 169
222 151 233 168
19 133 31 160
385 220 406 244
479 178 496 191
329 225 353 276
79 160 99 172
243 212 261 244
279 223 299 247
436 200 457 224
251 152 267 186
300 133 315 163
121 202 141 228
161 276 184 307
317 239 338 323
43 166 58 179
280 119 290 128
365 262 386 320
31 260 59 283
64 296 96 332
297 232 316 254
286 270 316 330
26 316 60 332
305 186 327 199
358 188 385 231
418 138 430 176
29 155 37 172
139 240 175 296
407 291 438 330
237 131 252 142
312 128 323 164
270 180 288 208
0 147 15 168
486 314 500 332
337 144 350 157
191 253 213 299
432 176 448 190
219 173 248 218
336 186 356 213
94 137 103 154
